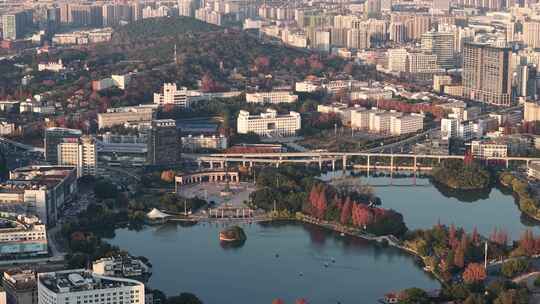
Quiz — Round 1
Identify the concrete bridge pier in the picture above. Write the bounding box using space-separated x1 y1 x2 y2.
318 156 322 170
366 155 370 176
413 156 417 172
342 155 347 172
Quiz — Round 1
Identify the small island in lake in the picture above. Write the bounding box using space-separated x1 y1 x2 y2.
219 226 247 242
432 159 491 190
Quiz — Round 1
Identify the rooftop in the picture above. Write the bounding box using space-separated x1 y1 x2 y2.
39 270 142 294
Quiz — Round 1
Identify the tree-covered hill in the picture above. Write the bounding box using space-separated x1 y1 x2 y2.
113 16 219 43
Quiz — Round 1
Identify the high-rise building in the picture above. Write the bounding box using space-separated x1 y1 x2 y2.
389 22 406 43
405 15 431 41
462 42 513 106
178 0 199 17
2 11 32 40
57 136 97 178
364 0 382 18
37 269 145 304
518 64 537 99
147 120 180 166
524 100 540 122
346 28 370 49
44 128 82 165
421 30 455 69
3 269 37 304
433 0 451 11
523 21 540 49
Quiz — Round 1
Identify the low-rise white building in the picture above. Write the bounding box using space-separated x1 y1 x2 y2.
245 91 298 104
0 215 47 257
470 140 508 158
181 134 228 152
0 166 78 226
237 109 301 137
295 81 321 93
92 74 132 91
350 108 423 135
528 161 540 180
92 256 151 278
98 105 156 129
38 269 145 304
0 122 16 136
37 60 64 72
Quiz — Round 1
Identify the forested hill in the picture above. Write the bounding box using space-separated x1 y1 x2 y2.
113 16 220 43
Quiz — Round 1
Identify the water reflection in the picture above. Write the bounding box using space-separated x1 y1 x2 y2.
432 181 492 202
219 239 246 250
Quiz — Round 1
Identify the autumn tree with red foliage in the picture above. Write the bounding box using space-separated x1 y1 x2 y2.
454 244 465 268
254 56 270 71
462 263 486 283
308 184 328 219
201 73 216 93
351 203 374 228
340 197 352 225
272 299 285 304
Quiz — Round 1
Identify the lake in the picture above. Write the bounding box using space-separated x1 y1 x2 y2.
105 174 540 303
107 222 439 304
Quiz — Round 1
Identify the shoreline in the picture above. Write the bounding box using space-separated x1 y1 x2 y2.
499 177 540 222
293 215 446 284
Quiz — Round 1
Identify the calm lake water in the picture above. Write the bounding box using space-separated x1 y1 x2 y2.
107 222 439 304
322 172 540 240
106 175 540 303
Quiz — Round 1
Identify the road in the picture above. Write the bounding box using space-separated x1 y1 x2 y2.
362 127 440 153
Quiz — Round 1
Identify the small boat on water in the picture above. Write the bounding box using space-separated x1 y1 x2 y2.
340 232 345 237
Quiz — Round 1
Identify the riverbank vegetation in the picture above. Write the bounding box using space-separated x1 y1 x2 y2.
401 223 535 303
404 223 507 282
499 172 540 220
250 166 407 236
432 159 491 190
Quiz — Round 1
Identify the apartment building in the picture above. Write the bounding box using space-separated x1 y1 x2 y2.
57 136 97 178
462 42 512 106
44 128 82 165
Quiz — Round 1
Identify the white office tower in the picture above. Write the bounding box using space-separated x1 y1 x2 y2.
153 83 195 108
38 270 145 304
57 136 97 178
237 109 301 137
